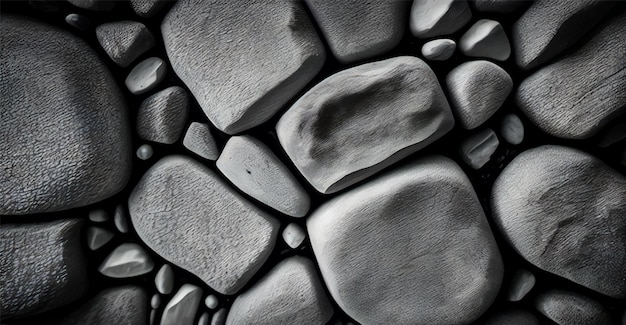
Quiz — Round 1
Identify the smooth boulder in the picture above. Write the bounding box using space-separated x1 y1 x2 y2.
58 286 148 325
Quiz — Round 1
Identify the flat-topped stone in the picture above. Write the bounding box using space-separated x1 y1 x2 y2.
96 20 155 67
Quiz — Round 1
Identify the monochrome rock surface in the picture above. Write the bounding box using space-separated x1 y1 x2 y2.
130 0 166 18
114 204 130 233
507 269 536 301
137 86 189 144
155 264 175 295
1 15 131 215
283 223 306 249
277 56 454 194
87 226 115 250
162 0 326 134
89 209 109 222
212 308 228 325
183 122 219 160
98 243 155 278
512 0 615 70
460 19 511 61
205 295 219 310
421 39 456 61
410 0 472 39
473 0 527 13
125 57 167 95
96 21 155 67
136 144 153 160
535 290 612 325
305 0 408 63
492 145 626 298
58 286 148 325
151 294 160 309
226 256 334 325
161 284 203 325
65 13 90 30
501 114 524 145
516 12 626 139
446 60 512 129
460 128 499 169
67 0 113 11
129 155 280 295
484 309 540 325
217 135 310 217
0 219 88 318
307 156 503 324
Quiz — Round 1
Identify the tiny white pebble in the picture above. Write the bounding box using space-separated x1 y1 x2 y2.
205 294 219 309
282 223 306 249
88 209 108 222
137 144 153 160
198 312 210 325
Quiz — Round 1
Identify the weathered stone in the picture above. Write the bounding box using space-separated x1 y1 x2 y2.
87 226 115 251
58 286 148 325
460 128 499 169
277 56 454 194
183 122 219 160
283 223 306 249
151 294 160 309
1 15 131 215
535 290 612 325
129 155 280 295
460 19 510 61
421 39 456 61
410 0 472 39
507 269 536 302
473 0 527 13
501 114 524 145
130 0 166 18
155 264 175 295
99 243 155 278
125 57 167 95
492 145 626 298
484 309 540 325
137 86 189 144
161 284 203 325
96 20 155 68
307 156 503 324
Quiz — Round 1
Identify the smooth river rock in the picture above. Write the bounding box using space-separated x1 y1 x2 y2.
161 284 203 325
1 15 131 215
492 145 626 298
535 290 612 325
459 19 510 61
277 56 454 194
162 0 326 134
96 20 155 67
137 86 189 144
129 155 280 295
58 286 148 325
421 39 456 61
410 0 472 39
307 156 503 324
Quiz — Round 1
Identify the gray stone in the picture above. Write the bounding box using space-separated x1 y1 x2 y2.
460 128 499 169
512 0 615 70
114 204 130 234
155 264 175 295
65 13 90 30
507 269 536 302
410 0 472 39
199 312 210 325
125 57 167 95
283 223 306 249
96 20 155 68
0 219 88 318
67 0 113 10
137 86 189 144
492 145 626 298
501 114 524 145
161 284 203 325
460 19 511 61
89 209 109 222
137 144 154 160
484 309 540 325
151 294 161 309
307 156 503 324
98 243 155 278
87 226 115 250
212 308 228 325
446 60 512 129
130 0 166 18
516 12 626 139
183 122 219 161
277 56 454 194
129 155 280 295
305 0 408 63
205 295 218 310
162 0 326 134
535 290 612 325
421 39 456 61
226 256 334 325
473 0 527 13
58 286 148 325
1 16 131 215
151 310 157 325
217 135 310 217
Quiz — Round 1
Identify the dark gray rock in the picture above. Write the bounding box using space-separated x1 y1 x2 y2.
212 308 228 325
136 144 154 160
67 0 114 11
0 15 131 215
0 219 88 318
96 20 155 67
58 286 148 325
484 309 540 325
65 13 90 30
410 0 472 39
459 128 499 169
137 86 189 144
87 226 115 250
492 145 626 298
307 156 503 324
473 0 527 13
130 0 166 18
535 290 612 325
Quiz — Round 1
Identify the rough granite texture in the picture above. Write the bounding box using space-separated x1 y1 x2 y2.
96 20 155 67
277 56 455 194
58 286 148 325
307 156 503 324
130 0 166 18
137 86 189 144
129 155 280 295
492 145 626 298
162 0 326 134
0 15 131 215
535 290 613 325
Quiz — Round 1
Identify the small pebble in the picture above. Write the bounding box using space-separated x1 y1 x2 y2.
137 86 189 144
182 122 220 160
460 128 500 169
155 264 175 295
136 144 153 160
96 20 155 67
211 307 228 325
65 13 90 30
421 39 456 61
501 114 525 145
198 312 210 325
87 226 115 251
460 19 511 61
98 243 155 278
125 57 167 95
507 269 536 301
150 309 156 325
161 284 203 325
89 209 109 222
282 223 306 249
151 293 161 309
205 294 219 309
114 204 130 233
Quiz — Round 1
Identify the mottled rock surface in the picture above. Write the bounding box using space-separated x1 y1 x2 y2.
183 122 219 160
58 286 148 325
492 145 626 298
460 19 510 61
161 284 203 325
535 290 612 325
96 20 155 67
277 56 454 194
1 15 131 215
137 86 189 144
410 0 472 39
307 156 503 324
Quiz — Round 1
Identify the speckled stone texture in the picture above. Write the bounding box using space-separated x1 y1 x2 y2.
58 286 148 325
96 20 155 67
0 15 131 215
136 86 189 144
535 290 612 325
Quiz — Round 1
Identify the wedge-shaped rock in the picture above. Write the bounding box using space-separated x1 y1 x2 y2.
516 12 626 139
183 122 219 160
305 0 408 63
410 0 472 39
217 135 310 217
460 19 511 61
226 256 334 325
512 0 615 70
98 243 155 278
0 219 88 319
535 290 612 325
161 284 203 325
58 286 148 325
1 16 131 215
162 0 326 134
96 20 155 67
277 56 454 194
308 156 503 324
137 86 189 144
492 145 626 298
129 155 280 295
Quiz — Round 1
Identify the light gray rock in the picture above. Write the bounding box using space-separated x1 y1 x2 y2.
492 145 626 298
410 0 472 39
161 284 203 325
96 20 155 68
508 269 536 302
89 209 109 222
307 156 503 324
283 222 306 249
277 56 454 194
460 19 511 61
98 243 155 278
501 114 524 145
137 144 154 160
512 0 615 70
87 226 115 250
67 0 113 10
460 128 499 169
130 0 166 18
205 295 218 310
516 12 626 139
446 60 512 129
484 309 540 325
226 256 334 325
473 0 527 13
217 135 310 217
65 13 90 30
137 86 189 144
151 294 161 309
114 204 130 233
0 219 88 318
162 0 326 134
58 286 148 325
212 308 228 325
1 15 131 215
129 155 280 295
155 264 175 295
183 122 219 161
125 57 167 95
421 39 456 61
305 0 408 63
535 290 612 325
